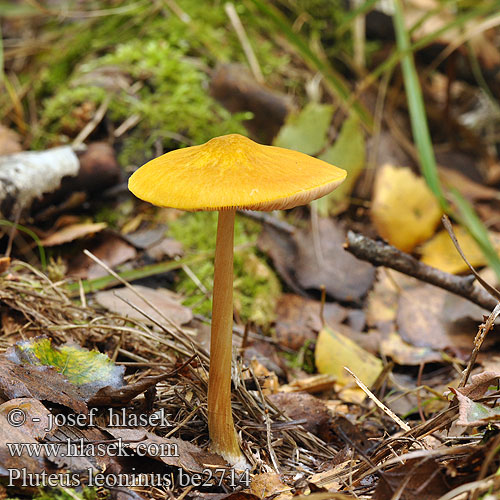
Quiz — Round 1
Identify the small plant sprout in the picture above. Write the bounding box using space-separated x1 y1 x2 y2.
128 133 347 467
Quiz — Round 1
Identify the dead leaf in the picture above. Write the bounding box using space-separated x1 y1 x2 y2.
68 232 137 279
95 285 193 326
419 226 500 274
122 227 167 249
452 388 500 427
89 372 178 406
274 294 346 350
0 398 53 439
371 164 442 252
457 371 500 400
0 356 87 414
268 392 332 440
439 166 500 202
147 238 184 260
295 218 375 302
250 473 292 500
374 457 448 500
380 331 443 365
0 413 47 476
315 326 383 403
41 221 107 246
106 428 227 472
396 281 489 353
279 374 336 394
0 124 22 155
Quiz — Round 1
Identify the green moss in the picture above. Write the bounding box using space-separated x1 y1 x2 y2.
169 212 280 327
28 0 288 157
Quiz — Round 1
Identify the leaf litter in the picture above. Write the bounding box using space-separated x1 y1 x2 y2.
0 253 489 500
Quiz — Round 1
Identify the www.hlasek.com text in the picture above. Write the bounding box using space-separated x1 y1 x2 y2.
7 437 178 458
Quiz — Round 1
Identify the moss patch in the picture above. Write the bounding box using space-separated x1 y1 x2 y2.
169 212 280 327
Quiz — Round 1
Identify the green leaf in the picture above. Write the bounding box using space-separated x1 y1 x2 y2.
273 102 334 155
12 337 124 389
315 115 365 216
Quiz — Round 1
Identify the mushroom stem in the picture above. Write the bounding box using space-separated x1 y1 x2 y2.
208 209 243 465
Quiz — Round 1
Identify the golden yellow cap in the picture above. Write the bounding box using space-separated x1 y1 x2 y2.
128 134 347 211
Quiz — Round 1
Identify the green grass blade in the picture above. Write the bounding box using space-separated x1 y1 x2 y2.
66 252 209 296
0 220 46 269
392 0 500 280
392 0 447 207
450 190 500 278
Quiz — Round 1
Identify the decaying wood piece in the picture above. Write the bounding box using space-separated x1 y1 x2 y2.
210 63 293 143
345 230 498 310
0 142 120 221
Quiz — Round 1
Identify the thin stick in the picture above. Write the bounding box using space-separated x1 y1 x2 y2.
344 231 497 310
225 2 264 83
345 367 410 432
72 95 110 147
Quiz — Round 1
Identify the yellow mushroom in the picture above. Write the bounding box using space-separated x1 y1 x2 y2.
128 134 346 466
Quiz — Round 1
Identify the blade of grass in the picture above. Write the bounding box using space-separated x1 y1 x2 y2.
248 0 373 128
65 251 210 296
392 0 446 206
392 0 500 280
0 220 46 269
449 190 500 278
363 1 500 91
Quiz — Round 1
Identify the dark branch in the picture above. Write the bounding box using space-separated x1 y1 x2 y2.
344 231 497 311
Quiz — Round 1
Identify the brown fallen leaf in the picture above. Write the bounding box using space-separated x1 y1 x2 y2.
122 227 167 249
439 166 500 202
451 387 500 427
106 428 227 472
396 281 489 354
250 473 292 500
294 218 375 302
0 125 22 155
0 413 47 476
147 238 184 260
456 371 500 400
41 221 107 246
0 356 87 414
279 374 336 394
374 457 448 500
94 285 193 326
0 398 54 439
268 392 332 441
89 372 178 406
274 294 347 350
68 232 137 279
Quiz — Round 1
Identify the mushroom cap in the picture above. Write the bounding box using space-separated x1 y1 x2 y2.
128 134 347 211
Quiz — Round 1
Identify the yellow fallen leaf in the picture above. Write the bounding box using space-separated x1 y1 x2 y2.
419 226 500 274
371 164 442 252
315 326 383 403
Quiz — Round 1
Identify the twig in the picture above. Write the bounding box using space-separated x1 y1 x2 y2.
459 302 500 388
345 367 411 432
224 2 264 83
72 95 110 147
441 214 500 301
344 231 497 310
